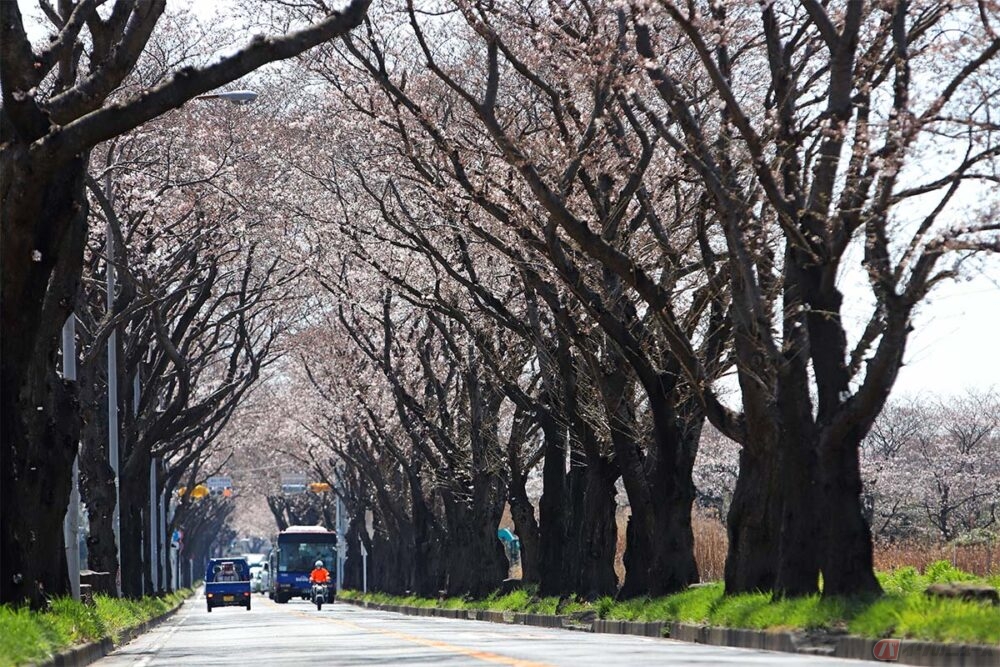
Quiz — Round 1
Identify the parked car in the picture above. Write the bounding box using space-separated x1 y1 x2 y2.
205 558 251 612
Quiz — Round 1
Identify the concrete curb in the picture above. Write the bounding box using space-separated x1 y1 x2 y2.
34 596 188 667
343 598 1000 666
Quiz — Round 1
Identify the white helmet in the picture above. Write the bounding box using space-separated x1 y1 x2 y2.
315 560 324 568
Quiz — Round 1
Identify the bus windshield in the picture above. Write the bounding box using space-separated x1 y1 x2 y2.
277 537 337 573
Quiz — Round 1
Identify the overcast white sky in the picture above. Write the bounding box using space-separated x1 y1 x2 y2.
889 273 999 397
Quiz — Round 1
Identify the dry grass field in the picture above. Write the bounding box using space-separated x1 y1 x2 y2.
503 505 999 585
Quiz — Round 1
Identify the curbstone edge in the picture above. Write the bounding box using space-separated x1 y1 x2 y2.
34 596 187 667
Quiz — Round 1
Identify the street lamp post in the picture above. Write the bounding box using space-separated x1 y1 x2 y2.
159 484 167 592
363 509 373 594
106 205 122 595
62 314 81 601
149 458 158 593
334 493 345 594
101 87 259 597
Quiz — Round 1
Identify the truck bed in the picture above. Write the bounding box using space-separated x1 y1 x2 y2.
205 580 251 610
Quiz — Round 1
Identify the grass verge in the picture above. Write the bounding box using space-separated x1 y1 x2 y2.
0 588 192 667
341 561 1000 645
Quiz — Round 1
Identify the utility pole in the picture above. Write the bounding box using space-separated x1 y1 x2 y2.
106 182 122 596
335 493 345 593
62 314 81 601
159 486 167 592
149 459 159 593
363 510 374 594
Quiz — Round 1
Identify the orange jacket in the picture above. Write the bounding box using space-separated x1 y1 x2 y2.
309 567 330 584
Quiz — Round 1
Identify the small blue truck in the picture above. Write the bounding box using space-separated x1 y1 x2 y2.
205 557 252 612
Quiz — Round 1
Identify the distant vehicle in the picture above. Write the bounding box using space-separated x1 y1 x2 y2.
273 525 337 603
243 553 268 593
205 557 252 612
259 561 271 593
243 553 267 567
249 564 263 593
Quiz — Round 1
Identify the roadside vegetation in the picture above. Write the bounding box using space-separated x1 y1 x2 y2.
0 589 191 667
341 563 1000 645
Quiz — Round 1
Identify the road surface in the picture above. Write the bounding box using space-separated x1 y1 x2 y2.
94 590 866 666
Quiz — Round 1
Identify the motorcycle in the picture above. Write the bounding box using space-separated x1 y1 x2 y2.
311 582 331 611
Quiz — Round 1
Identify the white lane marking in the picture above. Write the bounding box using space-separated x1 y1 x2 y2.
129 599 194 666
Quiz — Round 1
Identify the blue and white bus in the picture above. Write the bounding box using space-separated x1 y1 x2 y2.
272 525 337 603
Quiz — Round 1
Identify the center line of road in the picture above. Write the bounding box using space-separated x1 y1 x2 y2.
290 608 554 667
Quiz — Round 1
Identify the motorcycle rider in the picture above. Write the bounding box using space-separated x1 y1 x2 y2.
309 560 331 585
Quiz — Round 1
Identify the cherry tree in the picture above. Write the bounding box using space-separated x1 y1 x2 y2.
863 391 1000 542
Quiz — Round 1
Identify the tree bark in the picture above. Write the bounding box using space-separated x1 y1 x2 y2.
78 342 119 594
119 448 151 598
724 445 779 593
342 510 365 590
507 472 540 584
536 405 572 596
573 458 619 599
1 150 88 606
646 400 700 596
773 375 821 597
819 433 882 597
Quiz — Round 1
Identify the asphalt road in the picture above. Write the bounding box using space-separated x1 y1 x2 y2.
94 590 867 666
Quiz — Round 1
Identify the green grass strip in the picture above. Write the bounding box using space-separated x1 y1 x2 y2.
341 560 1000 645
0 588 191 667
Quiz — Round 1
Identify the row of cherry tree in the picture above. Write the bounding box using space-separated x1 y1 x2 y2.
3 0 997 608
1 0 372 607
863 392 1000 543
263 0 1000 601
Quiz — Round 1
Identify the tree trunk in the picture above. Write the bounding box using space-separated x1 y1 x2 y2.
574 458 619 599
536 409 571 596
443 496 508 598
408 472 442 597
597 347 649 599
614 374 701 598
724 445 779 593
507 474 540 584
773 377 821 597
120 449 151 598
342 510 364 590
372 523 409 594
819 433 882 597
78 351 119 594
0 366 78 607
1 150 88 606
620 509 651 598
646 403 700 596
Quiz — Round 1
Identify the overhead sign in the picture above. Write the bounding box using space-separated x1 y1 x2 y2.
207 476 233 496
207 476 232 490
281 473 307 495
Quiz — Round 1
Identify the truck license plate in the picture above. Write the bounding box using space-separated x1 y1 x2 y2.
223 595 234 602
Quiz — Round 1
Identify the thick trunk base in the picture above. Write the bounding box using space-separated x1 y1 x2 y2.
724 448 779 594
819 441 882 598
